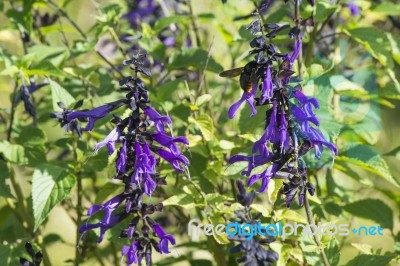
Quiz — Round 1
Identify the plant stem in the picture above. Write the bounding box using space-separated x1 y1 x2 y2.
294 0 303 77
47 0 124 77
304 194 331 266
72 137 83 266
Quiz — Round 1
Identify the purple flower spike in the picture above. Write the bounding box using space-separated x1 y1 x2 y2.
122 241 139 265
260 67 274 104
68 99 126 131
151 133 189 150
306 127 338 159
253 102 279 155
152 224 176 254
346 2 360 16
95 127 122 154
228 83 258 119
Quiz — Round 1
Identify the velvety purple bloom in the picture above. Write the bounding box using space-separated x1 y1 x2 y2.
290 39 302 64
123 0 157 28
116 139 127 173
260 67 273 104
291 105 319 127
143 106 172 132
162 36 175 46
247 162 282 192
305 127 338 159
95 126 122 154
156 148 189 172
253 102 278 155
152 224 176 254
122 241 139 265
68 99 126 131
80 194 126 243
229 153 274 176
228 83 258 119
151 133 189 149
293 90 319 109
346 2 360 16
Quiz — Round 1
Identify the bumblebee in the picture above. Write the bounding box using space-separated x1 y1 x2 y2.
219 61 259 93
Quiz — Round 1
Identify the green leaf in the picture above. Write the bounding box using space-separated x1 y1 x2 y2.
346 254 396 266
154 15 187 32
372 3 400 16
342 199 393 230
190 114 215 141
315 0 338 23
250 204 269 217
168 48 223 73
15 126 47 146
49 78 75 110
336 143 400 187
0 161 14 198
208 213 229 244
346 27 393 67
24 61 65 77
276 209 307 224
326 238 340 266
163 194 196 209
195 94 212 107
32 164 76 230
0 141 46 166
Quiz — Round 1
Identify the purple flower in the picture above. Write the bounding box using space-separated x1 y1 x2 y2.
291 105 319 127
260 67 273 104
290 39 302 64
228 83 258 119
116 139 127 173
151 224 176 254
346 2 360 16
80 195 126 243
279 111 290 153
95 126 122 154
122 241 139 265
67 99 126 131
305 127 338 159
20 81 47 117
229 153 274 176
247 162 282 192
143 106 172 132
253 102 279 155
151 133 189 150
156 148 189 172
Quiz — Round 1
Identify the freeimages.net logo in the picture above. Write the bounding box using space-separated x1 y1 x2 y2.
188 219 384 241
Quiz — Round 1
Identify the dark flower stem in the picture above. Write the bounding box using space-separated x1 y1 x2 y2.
304 194 331 266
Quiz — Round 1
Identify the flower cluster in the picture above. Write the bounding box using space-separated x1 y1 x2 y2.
52 51 189 265
227 2 337 207
19 242 42 266
228 180 278 265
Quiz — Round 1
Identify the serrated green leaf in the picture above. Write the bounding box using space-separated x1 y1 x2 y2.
49 78 75 110
346 254 396 266
326 238 340 266
315 1 338 23
195 94 212 107
346 27 393 67
250 204 269 217
342 199 393 230
32 164 76 230
15 126 47 146
276 209 307 224
190 114 215 141
336 143 400 187
168 48 223 73
163 194 196 208
0 141 46 166
24 61 65 77
208 213 229 244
